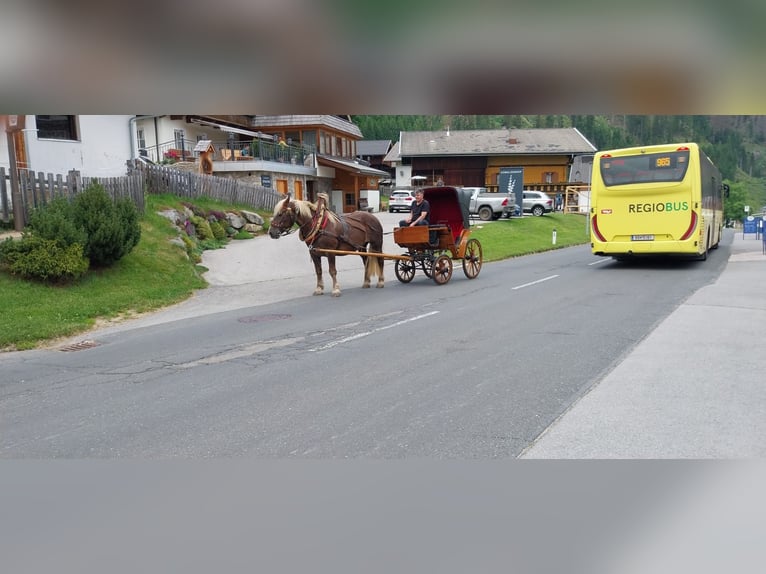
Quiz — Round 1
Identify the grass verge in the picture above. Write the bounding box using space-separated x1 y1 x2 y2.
0 194 268 351
471 213 590 261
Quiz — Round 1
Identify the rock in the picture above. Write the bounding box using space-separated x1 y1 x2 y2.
240 210 264 226
226 212 246 229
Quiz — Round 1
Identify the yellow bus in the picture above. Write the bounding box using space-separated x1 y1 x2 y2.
590 142 729 261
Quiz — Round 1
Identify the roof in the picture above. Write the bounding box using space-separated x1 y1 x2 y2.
250 115 362 138
357 140 393 157
316 154 390 177
399 128 597 157
383 141 400 163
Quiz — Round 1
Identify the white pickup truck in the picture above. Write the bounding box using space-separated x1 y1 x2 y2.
463 187 510 221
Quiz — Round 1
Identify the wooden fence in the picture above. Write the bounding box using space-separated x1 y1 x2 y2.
2 162 285 227
1 167 145 225
135 162 283 213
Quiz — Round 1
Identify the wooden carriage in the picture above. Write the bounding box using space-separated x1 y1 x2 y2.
391 186 483 285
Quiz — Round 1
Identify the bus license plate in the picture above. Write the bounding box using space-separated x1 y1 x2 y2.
631 234 654 241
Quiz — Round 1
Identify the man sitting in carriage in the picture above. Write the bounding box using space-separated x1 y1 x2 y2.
399 189 437 244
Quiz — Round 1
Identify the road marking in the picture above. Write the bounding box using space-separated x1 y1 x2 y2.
588 259 609 266
310 311 440 351
177 338 303 368
511 274 559 290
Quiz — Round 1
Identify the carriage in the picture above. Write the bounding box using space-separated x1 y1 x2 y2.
268 186 482 296
390 186 483 285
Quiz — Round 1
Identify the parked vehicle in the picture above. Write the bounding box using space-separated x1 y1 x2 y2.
504 190 554 217
388 190 416 213
462 187 509 221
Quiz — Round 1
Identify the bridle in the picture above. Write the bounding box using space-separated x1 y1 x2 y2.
270 203 299 237
270 200 329 246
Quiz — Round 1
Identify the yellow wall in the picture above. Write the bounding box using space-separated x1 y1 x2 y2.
485 155 570 186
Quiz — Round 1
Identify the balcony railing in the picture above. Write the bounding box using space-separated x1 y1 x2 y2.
139 139 316 167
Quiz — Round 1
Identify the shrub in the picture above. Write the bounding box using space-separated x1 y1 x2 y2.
209 219 226 240
27 196 87 248
191 215 213 240
71 183 142 267
0 235 89 283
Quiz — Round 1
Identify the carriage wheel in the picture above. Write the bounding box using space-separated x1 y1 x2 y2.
395 259 416 283
462 238 483 279
421 255 434 278
432 255 453 285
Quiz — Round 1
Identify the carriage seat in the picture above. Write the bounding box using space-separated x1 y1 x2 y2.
428 222 450 247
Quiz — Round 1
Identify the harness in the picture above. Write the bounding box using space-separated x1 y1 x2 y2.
277 200 368 252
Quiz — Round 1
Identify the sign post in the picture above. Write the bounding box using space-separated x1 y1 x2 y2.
498 167 523 216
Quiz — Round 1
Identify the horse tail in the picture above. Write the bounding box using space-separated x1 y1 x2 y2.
364 251 379 280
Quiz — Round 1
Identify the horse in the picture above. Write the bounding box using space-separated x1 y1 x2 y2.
268 192 385 296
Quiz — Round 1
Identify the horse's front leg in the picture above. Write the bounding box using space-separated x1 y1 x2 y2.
328 255 341 296
311 253 324 295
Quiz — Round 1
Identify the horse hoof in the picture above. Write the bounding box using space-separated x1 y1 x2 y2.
362 284 370 289
377 282 384 288
332 291 341 297
313 291 323 296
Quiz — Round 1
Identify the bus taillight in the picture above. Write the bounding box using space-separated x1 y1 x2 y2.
591 214 607 242
680 211 698 240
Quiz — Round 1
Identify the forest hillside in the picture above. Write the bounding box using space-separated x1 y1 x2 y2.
353 115 766 218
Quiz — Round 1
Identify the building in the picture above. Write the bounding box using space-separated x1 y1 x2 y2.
384 127 597 195
134 115 389 212
2 115 133 177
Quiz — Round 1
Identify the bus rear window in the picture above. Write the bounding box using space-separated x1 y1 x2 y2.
600 150 690 186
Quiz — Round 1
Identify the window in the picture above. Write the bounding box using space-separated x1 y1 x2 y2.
136 128 146 150
174 129 185 149
302 130 316 153
36 115 78 140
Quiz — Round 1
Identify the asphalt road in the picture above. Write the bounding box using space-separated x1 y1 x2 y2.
0 213 738 458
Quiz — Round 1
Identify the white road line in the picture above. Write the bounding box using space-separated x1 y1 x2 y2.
310 311 440 351
588 258 609 266
511 274 559 290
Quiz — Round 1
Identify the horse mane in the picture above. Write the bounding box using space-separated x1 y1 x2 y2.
275 195 341 224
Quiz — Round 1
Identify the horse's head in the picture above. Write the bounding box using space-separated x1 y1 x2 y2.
269 194 297 239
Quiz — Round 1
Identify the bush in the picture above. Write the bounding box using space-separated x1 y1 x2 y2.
71 183 141 267
209 219 226 240
27 196 87 248
0 235 89 283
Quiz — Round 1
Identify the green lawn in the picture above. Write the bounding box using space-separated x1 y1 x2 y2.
470 212 590 261
0 201 589 351
0 194 268 351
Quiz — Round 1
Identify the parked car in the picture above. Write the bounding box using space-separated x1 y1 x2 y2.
388 190 416 213
504 191 553 217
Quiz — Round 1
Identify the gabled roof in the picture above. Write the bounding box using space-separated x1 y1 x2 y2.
357 140 393 157
383 141 401 163
399 128 597 157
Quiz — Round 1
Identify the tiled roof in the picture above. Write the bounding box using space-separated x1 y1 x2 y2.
400 128 597 156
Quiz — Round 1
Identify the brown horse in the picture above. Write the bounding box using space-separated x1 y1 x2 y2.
268 193 385 296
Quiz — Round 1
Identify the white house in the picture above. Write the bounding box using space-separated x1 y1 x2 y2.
1 115 134 177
